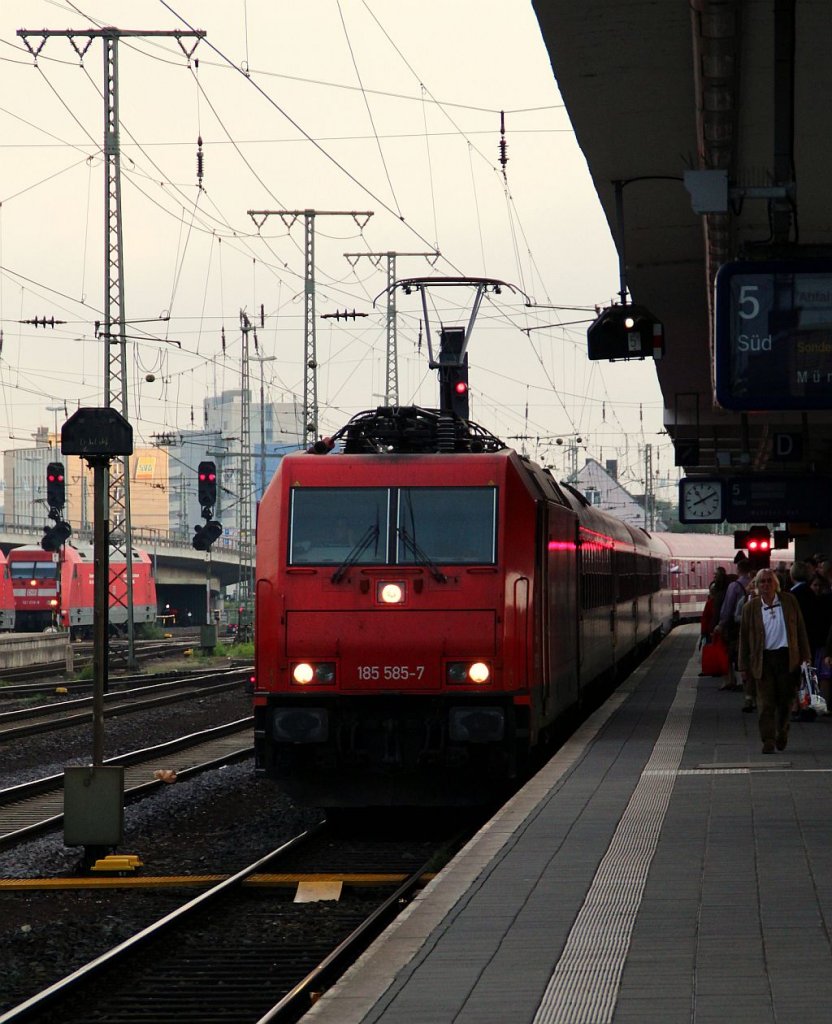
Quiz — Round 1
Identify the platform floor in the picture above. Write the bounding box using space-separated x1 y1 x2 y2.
302 624 832 1024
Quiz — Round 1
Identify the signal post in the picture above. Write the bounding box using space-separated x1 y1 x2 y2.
42 462 71 630
194 461 223 649
60 407 133 868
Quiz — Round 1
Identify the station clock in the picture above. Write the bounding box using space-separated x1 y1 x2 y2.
679 478 724 523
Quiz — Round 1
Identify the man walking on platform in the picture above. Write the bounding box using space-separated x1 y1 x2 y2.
738 568 811 754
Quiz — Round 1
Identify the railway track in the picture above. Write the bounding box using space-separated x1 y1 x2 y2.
0 668 251 742
0 658 254 703
0 719 253 850
0 822 460 1024
0 638 208 685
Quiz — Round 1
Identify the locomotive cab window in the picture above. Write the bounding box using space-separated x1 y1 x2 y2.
288 485 496 566
9 560 57 580
289 488 389 565
398 487 496 565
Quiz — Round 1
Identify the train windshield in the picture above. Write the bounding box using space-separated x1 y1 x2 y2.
289 488 389 566
288 486 497 566
397 487 496 565
8 560 58 580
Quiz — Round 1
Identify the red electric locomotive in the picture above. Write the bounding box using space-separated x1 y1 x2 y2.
0 549 15 632
254 406 716 807
8 543 158 638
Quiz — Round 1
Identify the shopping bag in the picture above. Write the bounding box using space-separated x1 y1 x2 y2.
701 636 729 677
803 663 828 717
799 663 825 720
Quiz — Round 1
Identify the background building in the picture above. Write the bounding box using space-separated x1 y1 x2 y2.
2 393 303 548
573 458 667 532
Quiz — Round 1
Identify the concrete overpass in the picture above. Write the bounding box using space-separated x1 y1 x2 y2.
533 0 832 536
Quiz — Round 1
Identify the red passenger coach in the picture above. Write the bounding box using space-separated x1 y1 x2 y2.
253 407 686 807
657 533 792 622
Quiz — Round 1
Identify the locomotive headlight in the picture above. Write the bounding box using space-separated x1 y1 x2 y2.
377 581 405 605
468 662 490 684
291 662 336 685
447 662 468 683
314 662 336 683
446 661 491 685
292 663 315 684
49 599 59 608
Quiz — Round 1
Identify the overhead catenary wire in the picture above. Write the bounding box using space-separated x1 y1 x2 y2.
0 2 665 497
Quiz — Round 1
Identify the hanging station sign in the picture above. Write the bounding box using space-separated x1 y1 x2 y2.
715 258 832 410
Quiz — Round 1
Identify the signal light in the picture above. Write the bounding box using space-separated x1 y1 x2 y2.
41 520 72 552
439 362 470 419
587 304 665 361
192 520 223 551
197 460 217 510
46 462 66 510
734 525 772 569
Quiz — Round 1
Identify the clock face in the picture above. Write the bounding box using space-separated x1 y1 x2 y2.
680 479 723 522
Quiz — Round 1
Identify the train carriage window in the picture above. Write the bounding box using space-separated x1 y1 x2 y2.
397 487 496 565
289 488 389 565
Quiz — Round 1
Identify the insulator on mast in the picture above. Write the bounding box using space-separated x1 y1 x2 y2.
196 135 204 189
499 111 508 181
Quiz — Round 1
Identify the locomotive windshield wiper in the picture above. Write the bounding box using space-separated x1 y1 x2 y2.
397 527 447 583
331 524 380 583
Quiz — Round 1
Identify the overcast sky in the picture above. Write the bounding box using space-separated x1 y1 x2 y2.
0 0 671 497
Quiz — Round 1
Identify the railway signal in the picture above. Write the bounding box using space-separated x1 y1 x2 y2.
447 365 470 419
192 520 223 551
734 525 772 570
46 462 66 510
198 461 217 512
438 326 470 420
41 519 72 552
587 304 664 361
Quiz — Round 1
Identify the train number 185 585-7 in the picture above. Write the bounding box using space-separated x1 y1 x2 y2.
357 665 425 681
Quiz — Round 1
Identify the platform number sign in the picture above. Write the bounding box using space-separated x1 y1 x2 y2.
715 259 832 410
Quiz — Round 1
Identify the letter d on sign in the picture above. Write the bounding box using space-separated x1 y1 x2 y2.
773 432 802 461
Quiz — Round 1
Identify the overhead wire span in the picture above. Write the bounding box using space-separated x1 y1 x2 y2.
468 142 487 275
0 154 90 205
79 24 565 116
158 0 445 257
337 0 403 220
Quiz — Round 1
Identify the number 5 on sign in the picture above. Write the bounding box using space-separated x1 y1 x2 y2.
737 285 760 319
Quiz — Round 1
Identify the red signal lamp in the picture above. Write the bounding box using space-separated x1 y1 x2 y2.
454 380 468 395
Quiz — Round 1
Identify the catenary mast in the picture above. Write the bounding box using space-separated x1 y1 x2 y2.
18 26 205 666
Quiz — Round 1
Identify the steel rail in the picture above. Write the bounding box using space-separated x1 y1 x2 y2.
0 670 250 740
0 718 253 850
0 824 327 1024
